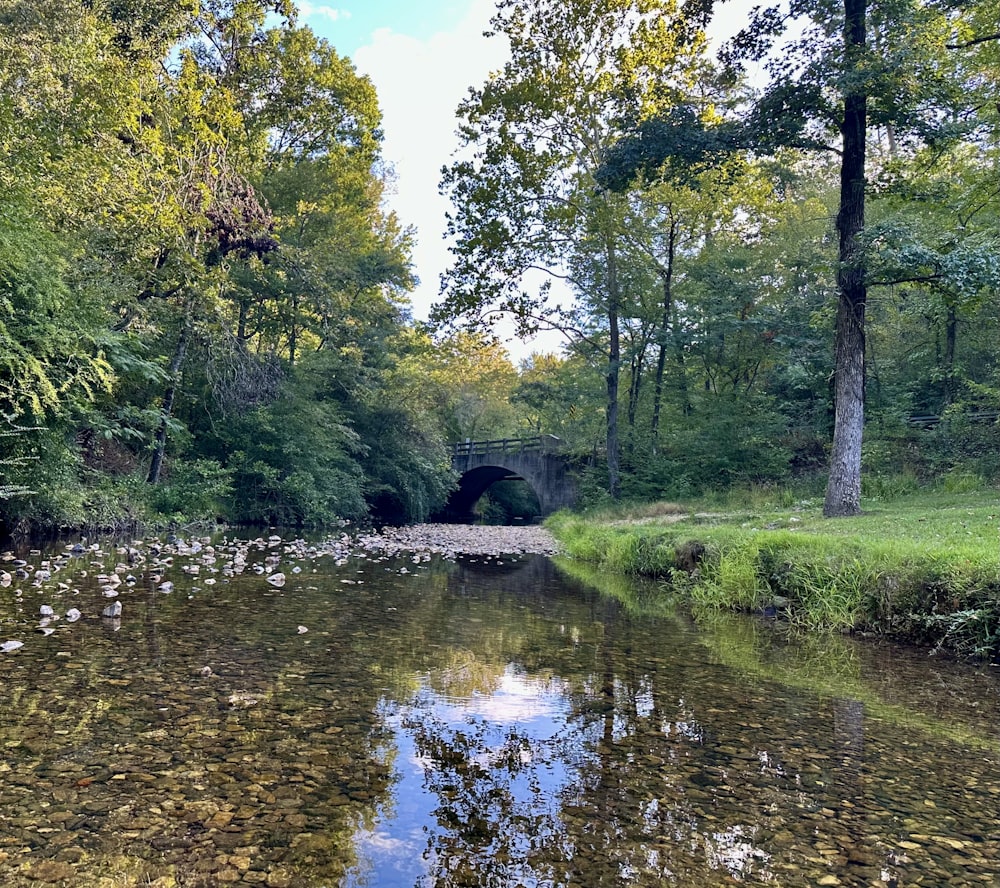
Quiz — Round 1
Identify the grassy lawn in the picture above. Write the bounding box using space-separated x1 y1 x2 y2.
690 490 998 544
547 488 1000 659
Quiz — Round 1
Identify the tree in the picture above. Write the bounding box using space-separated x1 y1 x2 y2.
133 3 412 494
392 330 520 443
599 0 978 515
0 0 148 425
513 352 606 450
434 0 714 499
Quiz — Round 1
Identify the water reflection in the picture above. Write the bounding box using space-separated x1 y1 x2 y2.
348 669 571 888
0 539 998 886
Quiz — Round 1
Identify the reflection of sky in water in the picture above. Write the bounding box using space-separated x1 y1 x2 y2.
344 665 573 888
437 665 571 724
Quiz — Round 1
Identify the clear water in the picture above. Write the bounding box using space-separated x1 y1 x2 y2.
0 535 998 887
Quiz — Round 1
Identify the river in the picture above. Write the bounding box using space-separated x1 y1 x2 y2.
0 531 998 887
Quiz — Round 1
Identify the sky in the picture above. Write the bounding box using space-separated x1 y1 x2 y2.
292 1 756 361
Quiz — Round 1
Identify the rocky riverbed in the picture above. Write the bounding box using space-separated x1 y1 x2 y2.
2 529 1000 888
0 524 563 887
0 524 560 660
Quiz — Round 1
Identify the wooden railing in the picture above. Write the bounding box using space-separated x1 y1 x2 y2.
907 411 998 429
450 435 563 458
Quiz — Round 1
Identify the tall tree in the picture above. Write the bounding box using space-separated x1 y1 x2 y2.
826 0 869 517
434 0 713 499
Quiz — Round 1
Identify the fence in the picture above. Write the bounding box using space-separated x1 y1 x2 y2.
450 435 563 458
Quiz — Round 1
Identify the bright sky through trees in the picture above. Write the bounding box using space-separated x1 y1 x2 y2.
296 0 756 359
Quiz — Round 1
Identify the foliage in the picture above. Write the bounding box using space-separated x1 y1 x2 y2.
0 0 445 532
435 0 721 499
0 0 998 535
148 458 233 521
392 330 521 443
475 481 542 525
597 0 989 517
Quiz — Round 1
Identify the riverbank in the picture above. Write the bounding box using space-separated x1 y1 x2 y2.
547 490 1000 659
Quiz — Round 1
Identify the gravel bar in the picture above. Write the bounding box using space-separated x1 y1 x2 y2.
354 523 560 558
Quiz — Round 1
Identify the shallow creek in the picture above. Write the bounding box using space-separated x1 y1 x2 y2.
0 532 998 887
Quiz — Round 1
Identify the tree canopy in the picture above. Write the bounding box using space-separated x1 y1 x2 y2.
1 0 998 532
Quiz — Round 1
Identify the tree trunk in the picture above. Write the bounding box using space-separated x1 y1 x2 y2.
943 303 957 407
605 237 622 500
237 298 249 342
651 217 679 451
627 336 647 445
147 317 190 485
823 0 868 518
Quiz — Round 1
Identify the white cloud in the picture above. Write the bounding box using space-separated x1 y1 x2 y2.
297 2 351 23
354 3 565 361
353 2 502 310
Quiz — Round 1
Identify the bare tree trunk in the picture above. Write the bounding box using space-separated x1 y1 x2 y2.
824 0 868 518
147 318 190 485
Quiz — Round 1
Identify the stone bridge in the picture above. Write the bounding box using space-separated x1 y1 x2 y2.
440 435 578 522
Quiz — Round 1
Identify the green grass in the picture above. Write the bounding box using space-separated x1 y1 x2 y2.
547 488 1000 659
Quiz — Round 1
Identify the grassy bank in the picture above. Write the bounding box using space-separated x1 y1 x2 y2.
547 490 1000 659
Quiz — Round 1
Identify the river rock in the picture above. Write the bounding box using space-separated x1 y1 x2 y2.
26 860 77 882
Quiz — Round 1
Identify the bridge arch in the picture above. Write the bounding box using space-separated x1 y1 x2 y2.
439 436 578 523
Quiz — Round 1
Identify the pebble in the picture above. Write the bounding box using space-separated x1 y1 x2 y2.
26 860 77 882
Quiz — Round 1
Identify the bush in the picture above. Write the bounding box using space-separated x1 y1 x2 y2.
150 459 233 522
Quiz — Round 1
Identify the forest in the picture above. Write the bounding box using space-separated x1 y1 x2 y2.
0 0 998 536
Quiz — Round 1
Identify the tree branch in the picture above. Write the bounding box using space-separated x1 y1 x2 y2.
946 32 1000 50
868 273 944 288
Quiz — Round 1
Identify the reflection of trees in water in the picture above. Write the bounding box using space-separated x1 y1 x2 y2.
447 553 562 598
6 540 999 886
541 604 778 887
394 571 946 887
427 646 505 698
399 590 782 886
406 708 564 887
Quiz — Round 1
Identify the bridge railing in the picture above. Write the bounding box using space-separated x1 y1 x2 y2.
906 410 999 429
450 435 562 458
